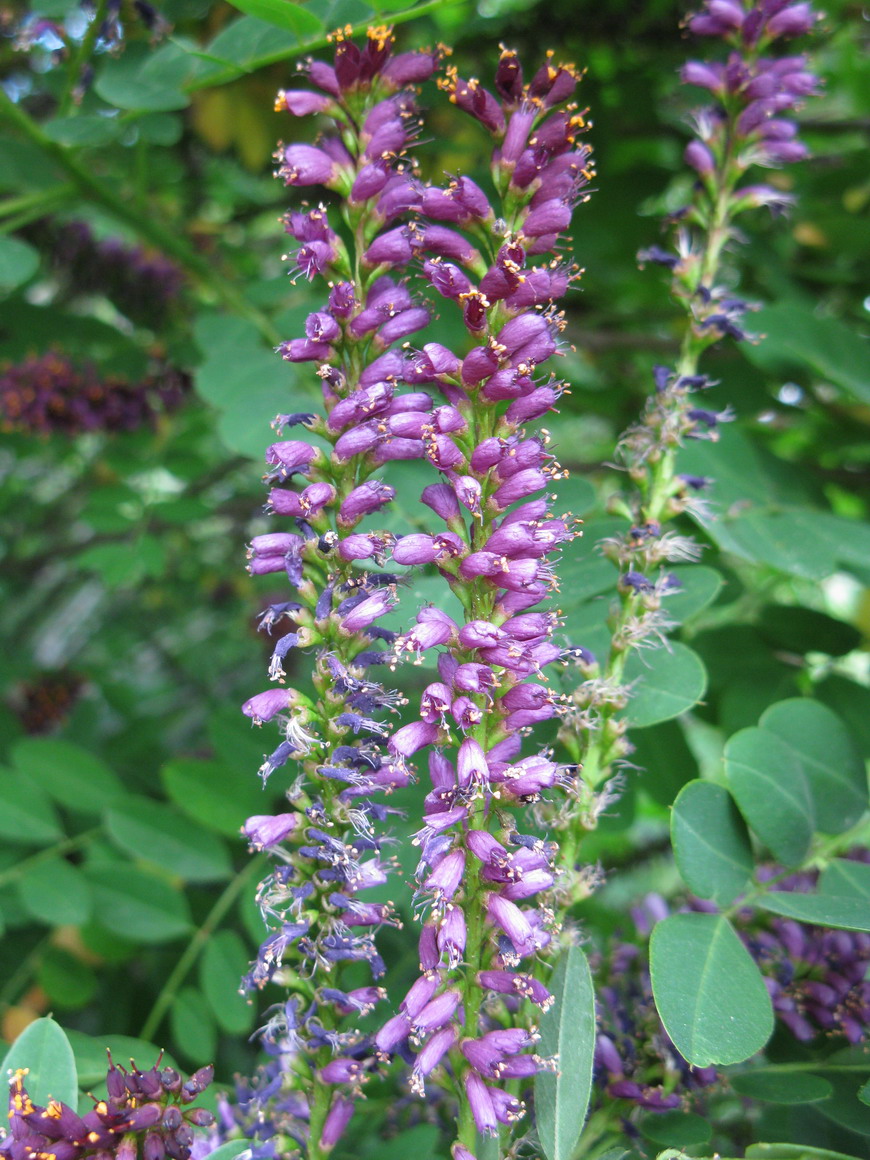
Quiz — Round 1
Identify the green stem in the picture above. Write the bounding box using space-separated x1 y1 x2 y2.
59 0 109 117
0 185 75 223
0 828 100 891
139 856 264 1043
0 90 280 345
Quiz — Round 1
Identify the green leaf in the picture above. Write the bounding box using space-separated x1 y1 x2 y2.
729 1069 833 1104
666 566 724 624
746 1147 867 1160
712 506 839 581
135 112 183 145
0 1017 78 1108
860 1079 870 1108
820 858 870 901
374 1126 440 1160
759 700 867 834
0 237 40 293
671 781 753 906
12 738 126 815
758 891 870 932
623 642 708 728
535 945 596 1160
37 947 98 1010
16 857 92 927
746 1148 866 1160
105 797 232 883
747 302 870 405
161 757 265 839
816 676 870 759
74 541 148 587
553 473 596 517
224 0 324 35
66 1031 176 1088
201 1146 252 1160
724 727 814 865
813 1068 870 1137
756 606 861 658
0 769 64 845
42 115 122 147
95 43 190 111
650 912 773 1066
630 719 700 807
170 988 217 1066
194 313 316 458
200 930 255 1035
81 864 192 943
641 1110 712 1147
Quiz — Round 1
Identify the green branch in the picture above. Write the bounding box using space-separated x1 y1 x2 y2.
139 856 265 1043
0 90 281 345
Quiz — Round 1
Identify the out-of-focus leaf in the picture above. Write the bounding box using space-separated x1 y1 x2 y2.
671 781 753 906
623 643 707 728
193 313 316 458
224 0 324 35
170 988 217 1066
724 727 814 865
160 757 266 839
813 1068 870 1137
0 237 40 293
748 303 870 404
0 1017 78 1108
16 857 92 927
81 864 192 943
746 1146 866 1159
641 1110 712 1147
0 770 64 845
666 566 724 623
729 1070 833 1104
375 1126 440 1160
200 930 255 1034
42 116 122 147
37 947 98 1010
756 606 861 657
12 738 126 815
560 518 626 611
0 136 62 192
759 700 867 834
74 541 146 587
201 1146 252 1160
630 718 699 806
105 796 232 883
95 43 190 111
711 507 839 581
650 913 773 1067
816 676 870 759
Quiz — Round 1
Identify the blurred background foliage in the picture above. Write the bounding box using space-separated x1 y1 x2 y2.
0 0 869 1155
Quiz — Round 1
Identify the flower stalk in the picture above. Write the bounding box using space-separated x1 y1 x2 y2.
557 0 822 857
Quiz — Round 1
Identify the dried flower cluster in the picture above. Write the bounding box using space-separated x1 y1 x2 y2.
0 353 188 435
